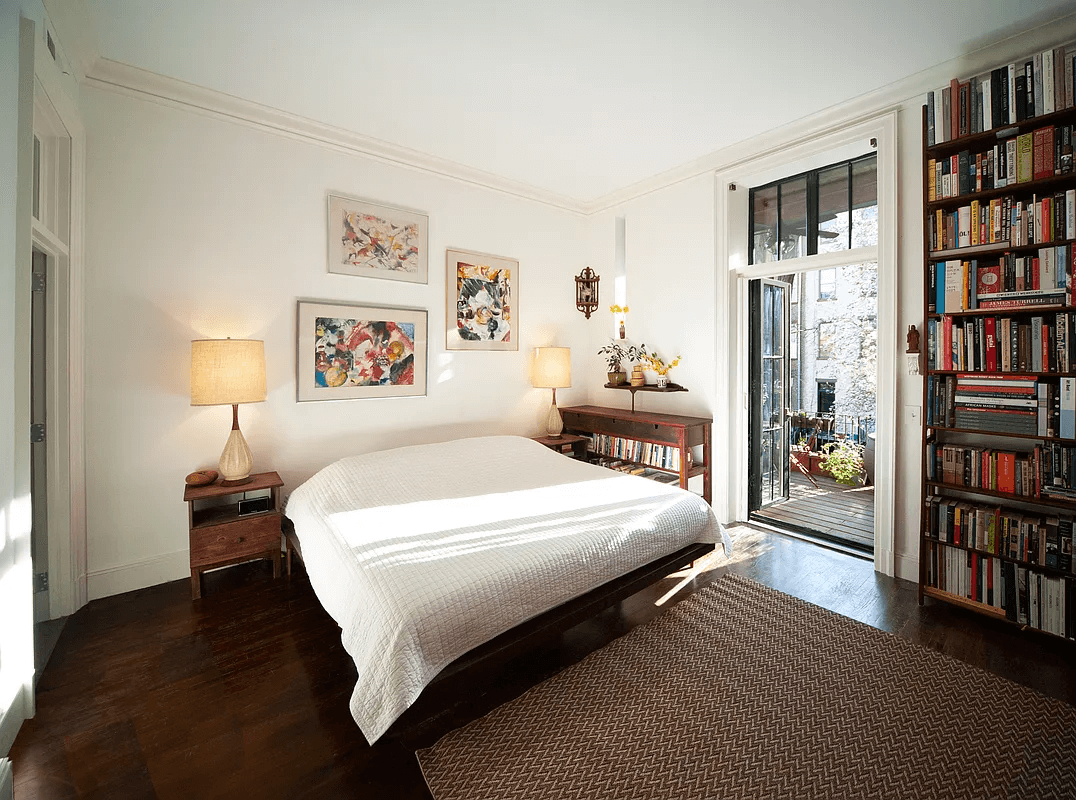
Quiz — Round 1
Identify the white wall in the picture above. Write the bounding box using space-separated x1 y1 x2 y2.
583 19 1076 581
0 0 48 758
584 175 717 418
81 86 589 599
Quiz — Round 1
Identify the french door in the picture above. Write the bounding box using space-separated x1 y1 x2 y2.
748 278 790 512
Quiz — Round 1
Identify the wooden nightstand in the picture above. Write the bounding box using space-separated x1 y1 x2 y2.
183 471 284 599
532 433 589 460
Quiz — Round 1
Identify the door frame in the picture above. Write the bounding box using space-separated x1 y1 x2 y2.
714 111 897 577
30 24 87 620
748 278 791 512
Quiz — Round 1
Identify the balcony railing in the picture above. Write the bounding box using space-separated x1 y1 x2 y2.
789 413 874 449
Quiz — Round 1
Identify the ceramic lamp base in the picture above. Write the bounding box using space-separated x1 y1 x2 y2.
218 426 254 483
546 404 563 438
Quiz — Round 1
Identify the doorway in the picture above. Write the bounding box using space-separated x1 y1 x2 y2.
747 265 877 553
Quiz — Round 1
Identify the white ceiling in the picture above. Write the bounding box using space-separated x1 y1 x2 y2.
61 0 1076 204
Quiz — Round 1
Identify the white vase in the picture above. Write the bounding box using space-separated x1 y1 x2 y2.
656 374 668 388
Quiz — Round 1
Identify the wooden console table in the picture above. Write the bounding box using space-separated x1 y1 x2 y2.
560 405 712 505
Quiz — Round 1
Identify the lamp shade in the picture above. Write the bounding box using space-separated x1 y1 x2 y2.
532 347 571 389
190 339 267 406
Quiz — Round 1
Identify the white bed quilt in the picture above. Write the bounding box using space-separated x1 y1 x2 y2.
286 435 730 743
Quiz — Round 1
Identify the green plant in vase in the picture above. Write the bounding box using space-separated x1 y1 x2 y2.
598 342 648 385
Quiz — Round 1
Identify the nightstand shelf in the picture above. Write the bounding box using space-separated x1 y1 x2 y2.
532 433 589 460
183 470 284 599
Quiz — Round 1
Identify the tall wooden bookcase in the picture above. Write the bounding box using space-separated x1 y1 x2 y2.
919 52 1076 642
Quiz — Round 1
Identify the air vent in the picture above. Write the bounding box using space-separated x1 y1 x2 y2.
46 29 56 61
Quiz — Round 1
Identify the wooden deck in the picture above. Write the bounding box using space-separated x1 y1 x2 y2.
754 471 875 551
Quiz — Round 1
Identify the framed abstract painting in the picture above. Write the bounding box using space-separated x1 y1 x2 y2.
327 194 429 284
445 248 518 351
297 300 427 401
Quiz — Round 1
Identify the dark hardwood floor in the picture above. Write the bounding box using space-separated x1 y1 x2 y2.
10 524 1076 799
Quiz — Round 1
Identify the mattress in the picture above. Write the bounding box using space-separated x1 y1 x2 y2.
285 435 730 743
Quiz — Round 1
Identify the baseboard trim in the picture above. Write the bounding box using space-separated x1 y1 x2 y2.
895 552 919 583
87 550 189 601
0 757 13 800
0 692 27 759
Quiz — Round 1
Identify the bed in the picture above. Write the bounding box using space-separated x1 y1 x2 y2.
285 434 730 743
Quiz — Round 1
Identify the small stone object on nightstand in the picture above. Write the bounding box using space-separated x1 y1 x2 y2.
185 469 218 486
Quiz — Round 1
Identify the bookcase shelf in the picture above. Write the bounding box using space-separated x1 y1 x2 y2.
925 480 1076 510
927 172 1076 211
920 52 1076 643
926 424 1076 443
920 585 1008 619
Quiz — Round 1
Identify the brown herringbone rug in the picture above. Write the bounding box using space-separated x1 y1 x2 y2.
417 573 1076 800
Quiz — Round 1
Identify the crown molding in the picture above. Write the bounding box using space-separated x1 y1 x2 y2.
80 8 1076 219
584 9 1076 214
83 58 588 216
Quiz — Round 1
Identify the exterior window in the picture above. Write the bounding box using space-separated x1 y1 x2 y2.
818 268 837 300
818 321 836 359
817 380 836 415
749 153 877 264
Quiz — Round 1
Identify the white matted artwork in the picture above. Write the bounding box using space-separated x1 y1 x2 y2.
297 300 427 401
327 194 429 283
446 248 518 351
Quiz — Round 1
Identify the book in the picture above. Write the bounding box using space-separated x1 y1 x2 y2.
1062 377 1076 440
944 260 964 313
1017 132 1034 183
976 264 1001 297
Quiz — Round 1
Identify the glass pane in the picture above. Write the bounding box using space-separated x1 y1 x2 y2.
851 155 878 248
768 287 783 356
752 186 777 264
818 321 835 358
818 267 837 300
762 359 773 421
762 287 774 356
769 358 784 424
817 165 849 253
760 434 773 500
779 178 807 259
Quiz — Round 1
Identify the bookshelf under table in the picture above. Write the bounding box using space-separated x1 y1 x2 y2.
560 404 712 505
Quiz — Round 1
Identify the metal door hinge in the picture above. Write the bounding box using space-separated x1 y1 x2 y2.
32 272 46 292
34 572 49 593
30 423 45 443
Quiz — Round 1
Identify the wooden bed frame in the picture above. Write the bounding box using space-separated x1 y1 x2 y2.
283 519 713 740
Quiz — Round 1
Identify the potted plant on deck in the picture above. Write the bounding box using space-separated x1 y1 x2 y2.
818 438 866 487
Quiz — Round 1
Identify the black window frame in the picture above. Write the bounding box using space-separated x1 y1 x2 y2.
749 152 877 265
817 379 836 415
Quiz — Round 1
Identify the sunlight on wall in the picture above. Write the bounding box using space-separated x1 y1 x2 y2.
0 496 34 716
436 353 455 385
613 216 627 339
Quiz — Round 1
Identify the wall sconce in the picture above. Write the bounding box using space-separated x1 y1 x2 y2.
575 267 600 319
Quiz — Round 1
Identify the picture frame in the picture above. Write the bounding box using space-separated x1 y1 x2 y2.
296 300 427 401
445 248 518 351
327 194 429 284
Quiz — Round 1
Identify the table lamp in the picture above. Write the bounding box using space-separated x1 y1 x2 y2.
533 347 571 438
190 338 266 486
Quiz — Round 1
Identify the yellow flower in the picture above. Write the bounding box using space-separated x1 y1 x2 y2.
645 352 681 375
